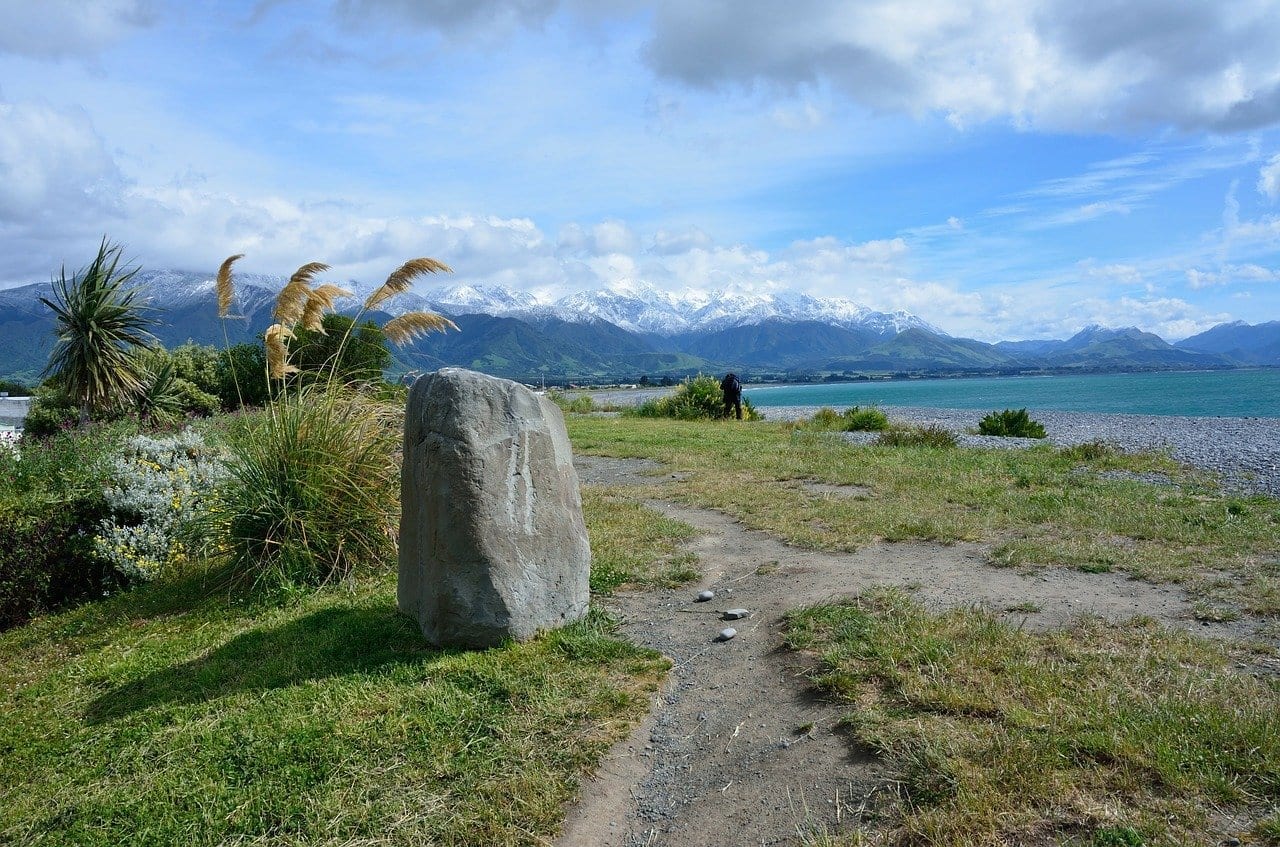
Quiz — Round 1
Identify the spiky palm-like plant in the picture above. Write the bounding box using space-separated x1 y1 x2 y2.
40 239 158 423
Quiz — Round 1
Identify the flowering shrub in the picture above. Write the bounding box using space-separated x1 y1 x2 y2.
95 429 226 582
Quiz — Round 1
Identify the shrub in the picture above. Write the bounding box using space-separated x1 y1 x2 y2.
978 408 1047 438
627 375 761 421
0 505 116 630
0 422 132 629
809 407 842 429
216 343 271 409
20 388 80 438
548 391 597 414
877 425 957 448
196 388 401 588
95 430 227 582
841 406 890 432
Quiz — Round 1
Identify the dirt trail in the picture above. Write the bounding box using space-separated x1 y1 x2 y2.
557 457 1242 847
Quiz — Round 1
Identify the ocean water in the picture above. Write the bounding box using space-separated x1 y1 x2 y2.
746 369 1280 418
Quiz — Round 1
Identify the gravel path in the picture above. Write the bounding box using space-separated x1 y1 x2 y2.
760 404 1280 499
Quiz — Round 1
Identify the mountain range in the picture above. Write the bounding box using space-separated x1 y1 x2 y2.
1 270 1277 385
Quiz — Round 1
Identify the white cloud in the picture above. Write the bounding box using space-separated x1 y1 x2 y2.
1068 296 1233 341
1260 153 1280 200
1186 264 1279 289
0 0 153 59
639 0 1280 133
309 1 1280 133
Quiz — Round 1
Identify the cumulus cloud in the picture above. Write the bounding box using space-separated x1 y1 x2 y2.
0 0 154 59
348 0 1280 133
644 0 1280 132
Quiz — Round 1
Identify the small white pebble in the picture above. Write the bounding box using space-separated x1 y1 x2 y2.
696 590 714 602
715 627 737 642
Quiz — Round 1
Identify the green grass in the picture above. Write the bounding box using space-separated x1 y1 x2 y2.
785 588 1280 845
0 570 666 846
567 416 1280 612
582 484 699 592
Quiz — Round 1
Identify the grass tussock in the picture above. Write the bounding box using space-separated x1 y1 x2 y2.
793 405 891 433
566 416 1280 610
194 387 402 589
785 587 1280 845
0 572 667 846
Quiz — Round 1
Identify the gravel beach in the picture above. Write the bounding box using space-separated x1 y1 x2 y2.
578 389 1280 498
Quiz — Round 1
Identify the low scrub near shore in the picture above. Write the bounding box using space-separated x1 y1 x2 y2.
0 572 666 846
786 588 1280 844
567 415 1280 614
626 374 762 421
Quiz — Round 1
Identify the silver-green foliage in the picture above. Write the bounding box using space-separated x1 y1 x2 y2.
95 429 226 582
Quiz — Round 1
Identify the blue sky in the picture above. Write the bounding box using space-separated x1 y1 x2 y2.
2 0 1280 341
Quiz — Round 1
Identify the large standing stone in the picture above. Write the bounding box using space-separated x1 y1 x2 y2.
398 368 591 648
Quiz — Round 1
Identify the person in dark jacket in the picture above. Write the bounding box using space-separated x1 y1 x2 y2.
720 372 743 420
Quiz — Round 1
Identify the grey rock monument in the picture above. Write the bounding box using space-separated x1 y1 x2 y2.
398 368 591 648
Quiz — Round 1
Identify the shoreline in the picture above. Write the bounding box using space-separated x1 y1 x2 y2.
577 389 1279 498
766 404 1280 499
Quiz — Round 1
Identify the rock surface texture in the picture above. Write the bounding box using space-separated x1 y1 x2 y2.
399 368 591 648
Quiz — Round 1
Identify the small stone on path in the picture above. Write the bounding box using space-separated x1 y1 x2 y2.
722 608 749 620
696 590 715 602
714 627 737 642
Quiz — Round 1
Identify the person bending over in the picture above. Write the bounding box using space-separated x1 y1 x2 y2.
720 372 743 420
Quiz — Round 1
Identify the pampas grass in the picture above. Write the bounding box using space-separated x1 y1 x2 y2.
363 257 452 310
383 311 459 346
216 254 242 318
197 385 401 587
209 252 455 589
263 323 298 380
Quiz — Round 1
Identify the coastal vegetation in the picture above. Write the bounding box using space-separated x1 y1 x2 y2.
626 373 762 420
977 407 1048 438
4 243 1279 845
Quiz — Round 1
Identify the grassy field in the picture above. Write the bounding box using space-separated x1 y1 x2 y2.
568 416 1280 616
0 568 667 846
4 412 1279 845
567 414 1280 845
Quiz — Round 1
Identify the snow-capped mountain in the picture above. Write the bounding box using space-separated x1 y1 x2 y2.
120 271 940 339
415 281 944 338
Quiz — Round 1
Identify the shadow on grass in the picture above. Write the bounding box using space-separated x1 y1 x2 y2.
85 604 436 724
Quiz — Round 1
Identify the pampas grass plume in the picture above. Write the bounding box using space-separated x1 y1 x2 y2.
382 311 458 346
363 257 451 310
274 261 330 325
217 254 243 318
264 323 299 379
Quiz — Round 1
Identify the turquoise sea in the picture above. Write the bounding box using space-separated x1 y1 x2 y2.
746 369 1280 418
